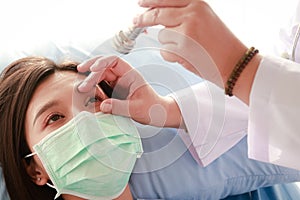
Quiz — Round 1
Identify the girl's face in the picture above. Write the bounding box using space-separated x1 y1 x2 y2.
25 71 106 155
24 71 105 199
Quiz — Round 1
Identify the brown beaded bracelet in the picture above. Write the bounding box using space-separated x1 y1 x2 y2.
225 47 259 96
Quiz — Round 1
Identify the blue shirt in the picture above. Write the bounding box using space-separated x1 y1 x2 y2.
129 127 300 200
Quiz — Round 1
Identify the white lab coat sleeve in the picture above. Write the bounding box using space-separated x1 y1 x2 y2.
169 81 249 166
249 55 300 170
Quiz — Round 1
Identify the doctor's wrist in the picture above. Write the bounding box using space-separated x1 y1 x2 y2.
225 47 259 96
233 53 262 105
163 96 184 129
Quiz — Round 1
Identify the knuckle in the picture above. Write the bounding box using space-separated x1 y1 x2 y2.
188 0 210 16
151 8 160 24
193 0 209 9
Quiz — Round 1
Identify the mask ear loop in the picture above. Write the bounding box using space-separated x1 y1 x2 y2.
24 152 57 192
292 24 300 62
46 182 56 189
24 152 37 158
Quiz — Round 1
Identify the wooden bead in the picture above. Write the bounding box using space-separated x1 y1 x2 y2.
225 47 259 96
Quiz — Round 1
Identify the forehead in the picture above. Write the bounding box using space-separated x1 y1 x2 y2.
34 70 81 98
27 71 84 111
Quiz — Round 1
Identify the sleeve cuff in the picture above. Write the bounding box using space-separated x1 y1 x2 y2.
170 81 249 166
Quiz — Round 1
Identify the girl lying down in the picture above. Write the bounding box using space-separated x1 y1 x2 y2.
0 56 299 200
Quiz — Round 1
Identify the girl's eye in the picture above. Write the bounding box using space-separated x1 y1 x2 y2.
85 96 102 107
46 114 65 125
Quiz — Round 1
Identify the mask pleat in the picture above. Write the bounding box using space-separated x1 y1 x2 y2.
55 135 127 178
35 128 83 169
58 135 139 181
64 172 131 197
34 111 143 199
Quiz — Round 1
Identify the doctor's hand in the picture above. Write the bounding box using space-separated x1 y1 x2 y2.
77 55 183 128
135 0 249 87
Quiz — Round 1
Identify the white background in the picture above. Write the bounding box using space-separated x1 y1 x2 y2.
0 0 298 55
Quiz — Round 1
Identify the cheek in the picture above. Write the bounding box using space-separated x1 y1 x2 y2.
24 114 40 151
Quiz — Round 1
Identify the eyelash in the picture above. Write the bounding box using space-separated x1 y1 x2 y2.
45 113 65 126
85 95 103 107
44 95 102 127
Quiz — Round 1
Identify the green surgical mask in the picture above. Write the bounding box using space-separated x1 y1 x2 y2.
26 111 143 199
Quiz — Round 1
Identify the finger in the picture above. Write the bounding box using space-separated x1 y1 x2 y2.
134 7 183 27
158 28 181 45
100 99 131 118
158 28 188 63
101 69 118 82
107 58 135 77
89 55 118 72
100 99 113 113
78 71 104 93
78 69 117 93
158 35 200 74
160 48 178 63
161 36 220 81
113 68 148 99
138 0 190 8
78 56 133 92
160 48 198 74
77 55 103 73
90 56 134 78
160 44 182 63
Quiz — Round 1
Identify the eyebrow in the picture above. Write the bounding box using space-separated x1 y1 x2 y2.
33 100 60 126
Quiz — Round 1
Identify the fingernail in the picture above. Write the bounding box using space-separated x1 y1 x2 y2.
101 101 112 112
77 62 85 70
77 81 88 92
77 60 89 72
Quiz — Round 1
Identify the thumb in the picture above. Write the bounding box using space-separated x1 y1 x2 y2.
100 99 130 117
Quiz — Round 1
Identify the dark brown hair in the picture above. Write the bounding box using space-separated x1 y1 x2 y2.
0 57 79 200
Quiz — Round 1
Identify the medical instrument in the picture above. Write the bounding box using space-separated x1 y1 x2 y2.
99 80 113 98
112 26 145 54
292 24 300 61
